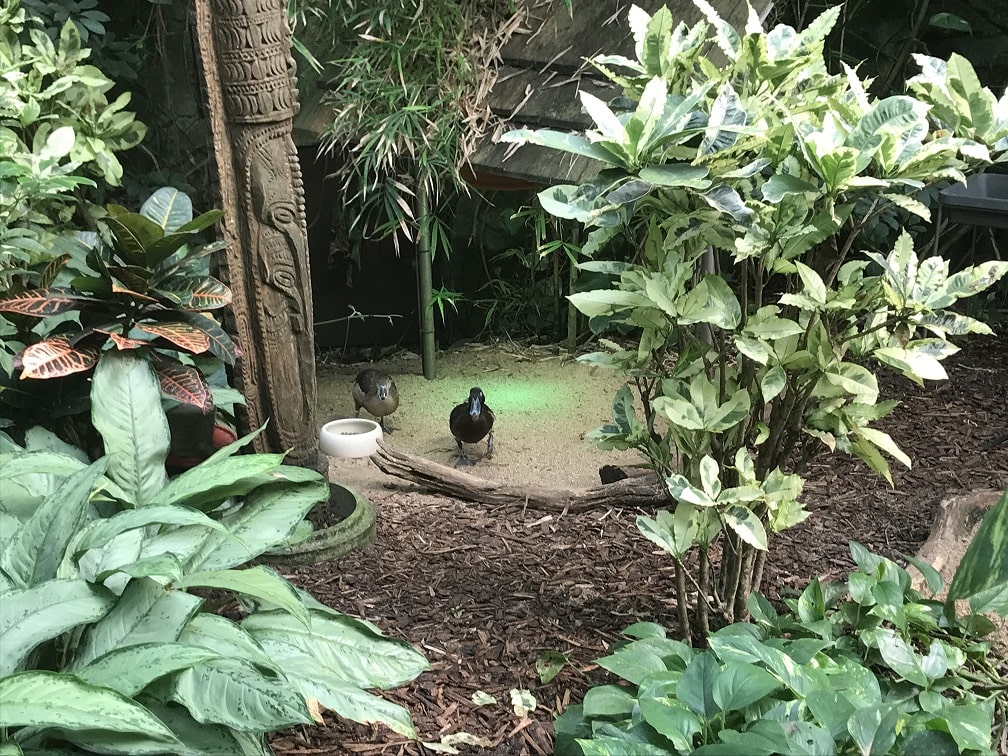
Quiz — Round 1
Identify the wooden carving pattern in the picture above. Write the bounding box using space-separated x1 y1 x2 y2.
196 0 318 466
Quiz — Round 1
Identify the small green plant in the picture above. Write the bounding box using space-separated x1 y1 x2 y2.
556 494 1008 755
0 350 428 752
504 1 1008 637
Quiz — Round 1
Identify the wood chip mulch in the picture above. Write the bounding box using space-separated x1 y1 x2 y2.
271 328 1008 756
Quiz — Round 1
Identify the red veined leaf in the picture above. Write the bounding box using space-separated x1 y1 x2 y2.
159 277 233 311
177 311 238 364
0 289 92 317
156 361 212 413
111 279 161 304
17 336 100 379
135 321 211 354
106 331 149 350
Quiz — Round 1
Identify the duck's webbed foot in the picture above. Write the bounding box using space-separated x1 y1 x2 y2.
453 439 473 467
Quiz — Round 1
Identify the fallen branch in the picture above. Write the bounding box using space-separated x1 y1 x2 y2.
370 441 668 513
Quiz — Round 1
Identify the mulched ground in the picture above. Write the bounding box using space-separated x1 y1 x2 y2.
271 328 1008 756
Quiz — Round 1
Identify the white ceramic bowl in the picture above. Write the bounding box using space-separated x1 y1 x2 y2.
319 418 383 458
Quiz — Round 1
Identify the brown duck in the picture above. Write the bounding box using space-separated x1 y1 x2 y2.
450 386 494 465
351 369 399 431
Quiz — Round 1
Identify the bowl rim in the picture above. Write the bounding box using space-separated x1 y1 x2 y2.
319 417 383 458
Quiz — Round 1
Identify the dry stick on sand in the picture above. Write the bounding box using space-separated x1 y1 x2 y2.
370 441 667 513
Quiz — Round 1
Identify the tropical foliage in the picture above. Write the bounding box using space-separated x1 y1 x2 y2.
504 2 1008 638
0 350 428 753
555 494 1008 755
0 188 236 426
0 0 146 286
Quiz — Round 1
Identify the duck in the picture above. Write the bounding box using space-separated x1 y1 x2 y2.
450 386 494 466
351 369 399 431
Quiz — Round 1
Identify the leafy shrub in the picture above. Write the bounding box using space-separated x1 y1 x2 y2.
0 0 146 285
504 1 1008 637
556 493 1008 755
0 350 428 753
0 187 236 452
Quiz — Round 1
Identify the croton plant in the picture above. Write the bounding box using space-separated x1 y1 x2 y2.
0 188 236 414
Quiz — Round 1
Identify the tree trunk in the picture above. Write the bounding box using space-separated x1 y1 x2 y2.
193 0 319 468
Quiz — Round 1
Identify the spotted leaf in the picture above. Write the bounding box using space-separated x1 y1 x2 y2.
0 289 92 318
136 321 212 355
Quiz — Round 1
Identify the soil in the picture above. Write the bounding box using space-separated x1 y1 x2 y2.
270 331 1008 756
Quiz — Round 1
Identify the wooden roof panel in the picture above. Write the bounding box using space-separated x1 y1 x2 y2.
470 0 766 188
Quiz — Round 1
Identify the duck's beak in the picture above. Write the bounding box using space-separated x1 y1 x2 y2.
469 396 482 418
378 385 388 400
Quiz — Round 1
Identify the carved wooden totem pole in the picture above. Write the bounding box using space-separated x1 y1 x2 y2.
194 0 319 467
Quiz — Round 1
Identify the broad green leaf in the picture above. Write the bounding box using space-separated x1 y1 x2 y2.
874 345 948 383
74 642 222 697
678 651 720 717
580 90 630 147
536 650 569 684
582 685 637 719
178 613 279 672
638 164 710 188
183 477 328 571
724 506 767 550
854 427 911 470
141 186 192 233
568 289 653 318
805 689 855 740
148 453 291 509
794 261 827 305
706 389 751 432
712 662 781 713
949 490 1008 601
70 505 228 559
169 658 313 731
677 276 741 328
177 566 309 627
968 582 1008 616
0 579 115 676
71 578 203 669
934 702 994 754
847 705 899 756
243 609 428 690
0 671 179 744
637 674 701 752
0 451 88 520
596 642 668 686
761 173 818 202
873 628 930 687
285 669 417 738
91 352 169 506
760 365 787 403
502 129 613 164
1 457 107 588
